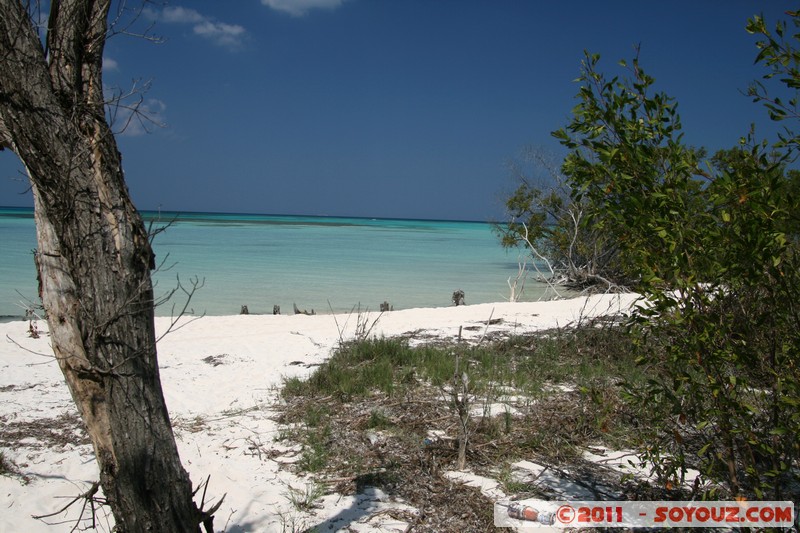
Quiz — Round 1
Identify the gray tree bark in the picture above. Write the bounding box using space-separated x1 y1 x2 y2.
0 2 217 530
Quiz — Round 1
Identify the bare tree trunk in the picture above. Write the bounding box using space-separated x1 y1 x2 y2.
0 2 213 530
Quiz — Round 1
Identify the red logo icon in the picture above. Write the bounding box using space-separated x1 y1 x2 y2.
557 504 575 524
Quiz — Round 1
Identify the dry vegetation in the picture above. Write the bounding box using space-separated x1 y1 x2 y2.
273 320 700 532
0 411 90 450
0 410 90 486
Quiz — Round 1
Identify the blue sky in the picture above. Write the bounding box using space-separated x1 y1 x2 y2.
0 1 794 220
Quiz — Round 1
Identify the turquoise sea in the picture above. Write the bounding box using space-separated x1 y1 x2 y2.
0 207 547 319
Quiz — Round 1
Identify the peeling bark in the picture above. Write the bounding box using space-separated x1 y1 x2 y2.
0 2 212 530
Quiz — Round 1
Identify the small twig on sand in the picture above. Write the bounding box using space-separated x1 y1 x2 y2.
478 308 496 344
32 481 103 533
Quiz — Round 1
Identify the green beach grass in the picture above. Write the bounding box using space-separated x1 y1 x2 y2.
274 319 682 531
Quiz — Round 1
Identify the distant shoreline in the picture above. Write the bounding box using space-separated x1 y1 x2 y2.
0 205 500 225
0 208 523 318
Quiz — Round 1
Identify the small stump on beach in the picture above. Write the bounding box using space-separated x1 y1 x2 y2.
273 305 281 315
293 303 315 316
240 305 250 315
380 301 393 312
452 290 465 306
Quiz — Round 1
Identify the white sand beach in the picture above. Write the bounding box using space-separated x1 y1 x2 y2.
0 294 639 532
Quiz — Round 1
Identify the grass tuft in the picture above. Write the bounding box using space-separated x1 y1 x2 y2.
274 321 673 531
0 450 29 484
0 451 13 476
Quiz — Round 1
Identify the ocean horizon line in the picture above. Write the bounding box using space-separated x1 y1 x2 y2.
1 206 532 319
0 205 500 226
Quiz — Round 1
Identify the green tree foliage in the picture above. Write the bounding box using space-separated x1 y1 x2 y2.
548 19 800 499
498 152 627 291
553 49 713 290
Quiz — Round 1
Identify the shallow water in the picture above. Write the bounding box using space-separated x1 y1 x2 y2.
0 208 548 318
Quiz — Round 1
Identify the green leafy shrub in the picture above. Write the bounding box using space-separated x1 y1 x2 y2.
551 15 800 499
498 150 628 292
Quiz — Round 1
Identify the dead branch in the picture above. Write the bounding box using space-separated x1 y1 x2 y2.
105 79 167 136
477 308 495 344
106 0 165 43
193 475 226 533
517 222 564 300
32 481 106 533
507 254 528 302
5 333 56 363
155 274 206 342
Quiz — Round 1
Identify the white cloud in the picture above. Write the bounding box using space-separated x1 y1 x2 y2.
103 57 119 71
161 6 206 24
193 20 247 49
154 6 247 49
261 0 348 17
